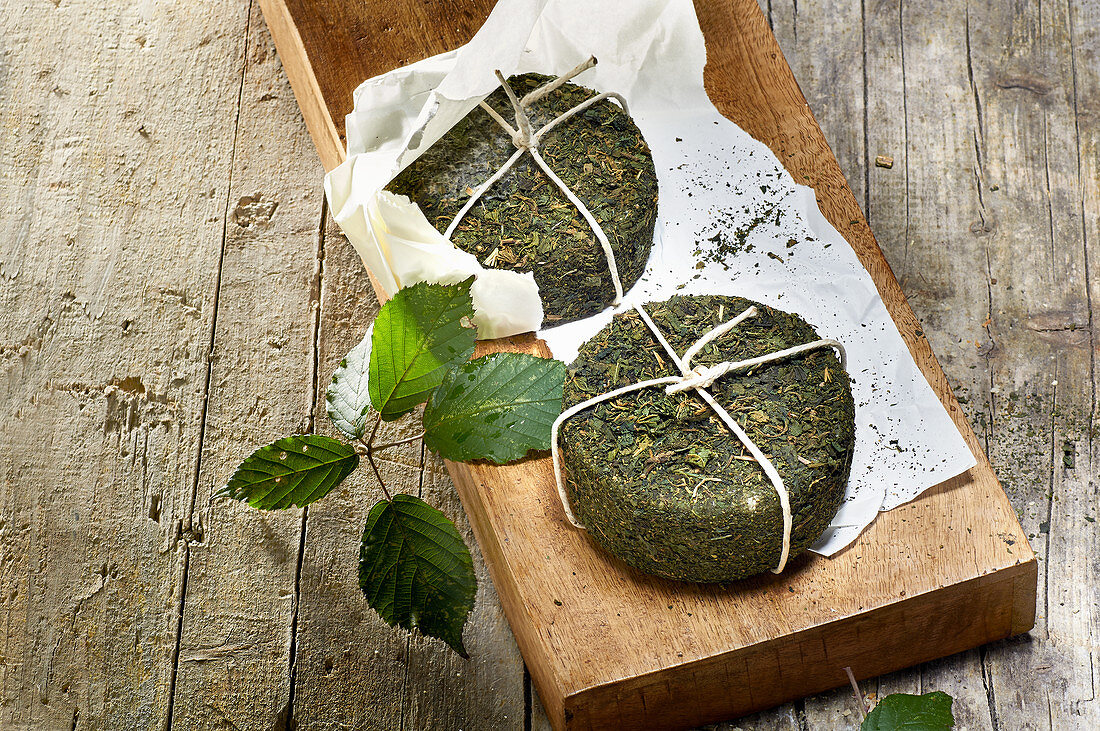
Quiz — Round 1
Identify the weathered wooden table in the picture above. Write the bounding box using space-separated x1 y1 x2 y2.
1 1 1095 729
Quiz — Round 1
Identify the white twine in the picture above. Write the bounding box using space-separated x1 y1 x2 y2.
442 57 626 305
550 303 847 574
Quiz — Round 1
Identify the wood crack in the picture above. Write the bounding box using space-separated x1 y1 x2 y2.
794 696 808 730
861 0 869 223
523 664 533 731
899 0 911 272
966 7 1002 723
1042 113 1057 279
980 644 1003 730
1042 379 1058 636
965 4 986 153
965 0 997 456
165 2 255 728
1065 0 1098 441
283 192 331 731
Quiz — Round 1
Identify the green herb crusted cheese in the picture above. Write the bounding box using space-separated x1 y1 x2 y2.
560 295 856 582
387 73 659 326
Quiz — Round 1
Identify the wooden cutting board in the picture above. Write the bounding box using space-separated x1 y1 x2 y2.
257 0 1037 728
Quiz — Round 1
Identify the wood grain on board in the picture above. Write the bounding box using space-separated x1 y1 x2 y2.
255 0 1036 727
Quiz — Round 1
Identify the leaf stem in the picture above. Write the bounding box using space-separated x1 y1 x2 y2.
844 666 867 720
357 415 418 501
365 450 393 501
370 432 426 453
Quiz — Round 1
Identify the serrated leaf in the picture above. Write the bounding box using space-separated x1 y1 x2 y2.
359 495 476 657
861 691 955 731
217 435 358 509
422 352 566 464
327 324 374 439
369 279 477 421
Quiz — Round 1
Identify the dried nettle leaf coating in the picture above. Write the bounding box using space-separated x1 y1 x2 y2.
560 294 855 582
388 73 658 326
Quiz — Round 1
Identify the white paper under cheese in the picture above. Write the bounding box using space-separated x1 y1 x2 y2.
324 0 977 556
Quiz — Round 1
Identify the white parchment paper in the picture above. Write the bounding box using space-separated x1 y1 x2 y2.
325 0 977 554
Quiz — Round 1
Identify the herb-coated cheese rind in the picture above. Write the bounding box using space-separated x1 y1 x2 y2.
561 294 855 582
388 73 658 326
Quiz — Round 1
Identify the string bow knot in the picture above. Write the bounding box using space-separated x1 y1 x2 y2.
669 363 727 393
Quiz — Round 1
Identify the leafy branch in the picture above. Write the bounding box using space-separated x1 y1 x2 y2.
848 666 956 731
217 278 566 655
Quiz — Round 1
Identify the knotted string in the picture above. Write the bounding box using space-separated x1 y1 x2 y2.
443 57 627 304
550 303 846 574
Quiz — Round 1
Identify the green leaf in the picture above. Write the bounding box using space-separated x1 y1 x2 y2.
423 352 566 464
861 691 955 731
369 279 477 421
217 435 358 509
326 324 374 439
359 495 476 657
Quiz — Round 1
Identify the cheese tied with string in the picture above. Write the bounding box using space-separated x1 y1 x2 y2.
554 294 856 582
388 60 658 327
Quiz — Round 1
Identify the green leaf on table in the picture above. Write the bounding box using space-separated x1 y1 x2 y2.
359 494 476 657
217 435 358 509
326 324 374 439
423 352 566 464
861 691 955 731
369 279 477 421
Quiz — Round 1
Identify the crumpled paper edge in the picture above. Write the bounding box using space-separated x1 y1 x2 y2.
323 53 544 340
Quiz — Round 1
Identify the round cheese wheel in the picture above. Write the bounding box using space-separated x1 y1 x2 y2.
389 73 658 327
560 294 855 582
